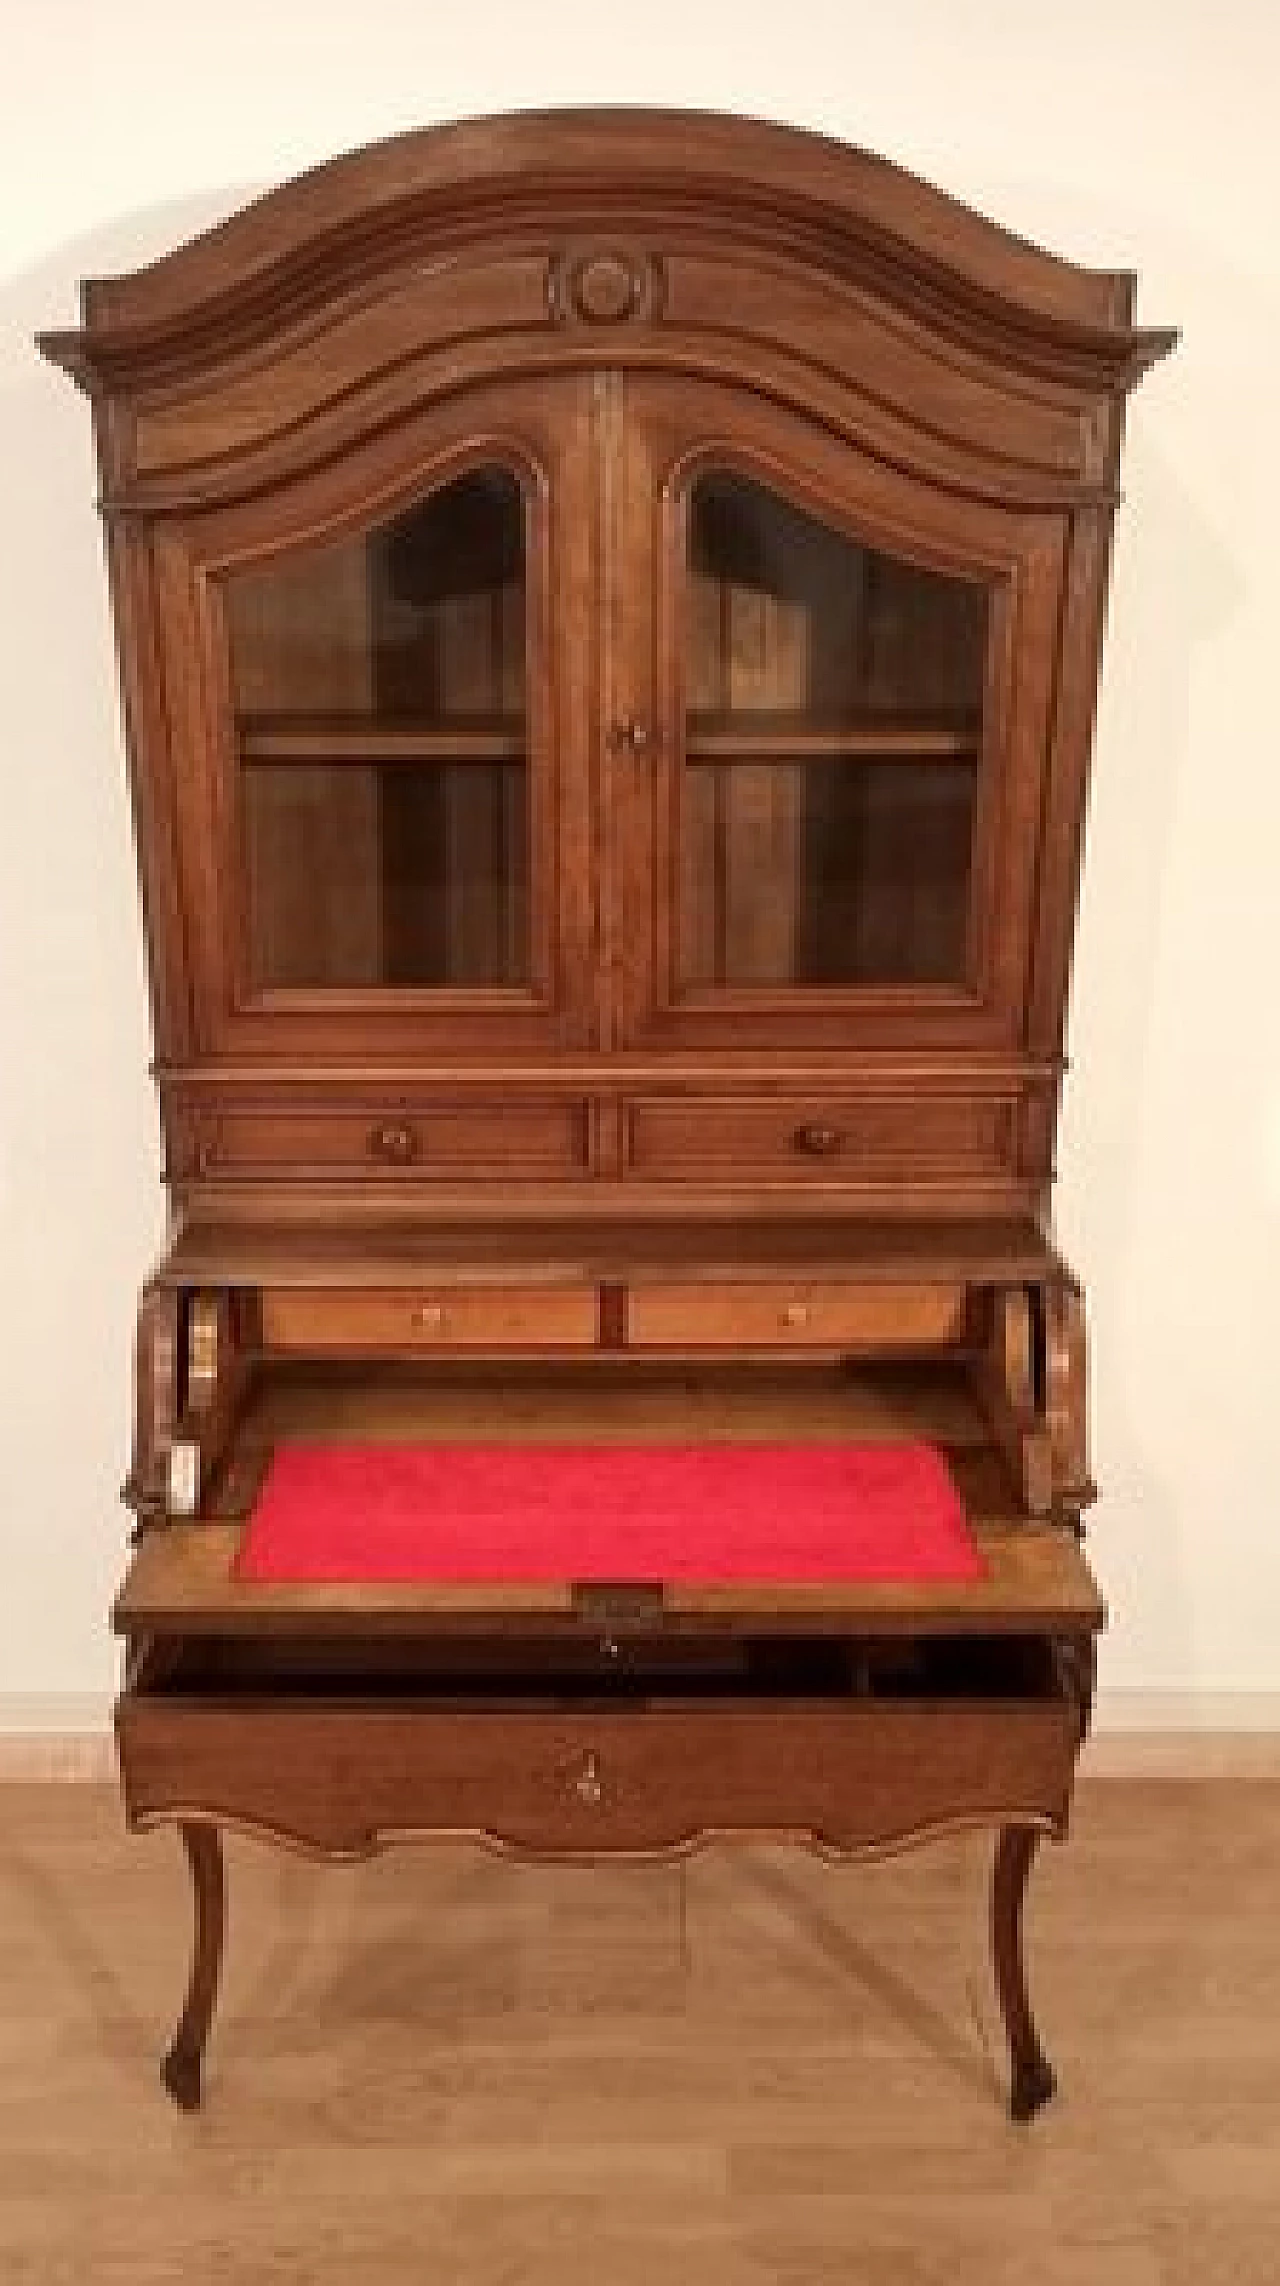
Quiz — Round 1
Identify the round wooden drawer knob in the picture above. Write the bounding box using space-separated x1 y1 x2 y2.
412 1301 447 1334
368 1119 421 1165
782 1300 811 1330
791 1123 845 1158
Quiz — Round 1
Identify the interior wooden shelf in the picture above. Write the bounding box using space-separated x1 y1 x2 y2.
238 715 526 765
685 712 981 762
237 715 979 769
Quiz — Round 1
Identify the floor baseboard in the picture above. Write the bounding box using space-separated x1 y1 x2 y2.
0 1698 114 1781
0 1734 117 1781
1086 1691 1280 1772
1094 1688 1280 1731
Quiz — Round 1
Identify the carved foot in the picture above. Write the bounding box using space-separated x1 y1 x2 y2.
161 2039 204 2112
992 1825 1056 2123
162 1822 225 2111
1009 2050 1057 2123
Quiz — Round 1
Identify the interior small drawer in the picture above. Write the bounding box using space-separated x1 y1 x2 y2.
261 1284 600 1354
626 1094 1016 1181
187 1099 589 1181
625 1279 966 1351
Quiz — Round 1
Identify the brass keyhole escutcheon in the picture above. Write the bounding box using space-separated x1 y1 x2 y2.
791 1123 844 1158
610 717 654 756
575 1752 604 1806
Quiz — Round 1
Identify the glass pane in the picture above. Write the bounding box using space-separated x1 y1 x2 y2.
681 472 988 988
223 469 528 990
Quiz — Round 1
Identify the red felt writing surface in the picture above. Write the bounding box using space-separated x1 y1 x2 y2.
235 1442 983 1586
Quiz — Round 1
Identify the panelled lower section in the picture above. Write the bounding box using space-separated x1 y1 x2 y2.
116 1690 1078 1860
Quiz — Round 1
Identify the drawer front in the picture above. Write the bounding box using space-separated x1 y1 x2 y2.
625 1279 966 1351
117 1695 1078 1859
627 1095 1016 1182
261 1284 599 1354
184 1099 589 1181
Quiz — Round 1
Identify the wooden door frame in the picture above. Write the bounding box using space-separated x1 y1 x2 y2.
148 374 600 1060
612 372 1069 1055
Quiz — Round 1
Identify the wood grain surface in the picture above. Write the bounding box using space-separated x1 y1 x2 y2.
0 1779 1275 2285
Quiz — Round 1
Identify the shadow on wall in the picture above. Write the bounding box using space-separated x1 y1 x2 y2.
0 194 260 1698
1057 380 1256 1691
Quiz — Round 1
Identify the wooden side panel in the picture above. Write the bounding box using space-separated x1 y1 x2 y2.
99 522 196 1060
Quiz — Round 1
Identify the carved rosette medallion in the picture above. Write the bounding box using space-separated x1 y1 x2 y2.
547 248 666 325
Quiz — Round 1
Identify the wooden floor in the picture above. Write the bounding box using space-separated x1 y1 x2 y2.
2 1781 1278 2284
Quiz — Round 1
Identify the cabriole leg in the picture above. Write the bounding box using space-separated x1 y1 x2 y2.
162 1822 225 2111
992 1825 1056 2122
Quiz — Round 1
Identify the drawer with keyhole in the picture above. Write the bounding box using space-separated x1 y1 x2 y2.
117 1696 1079 1860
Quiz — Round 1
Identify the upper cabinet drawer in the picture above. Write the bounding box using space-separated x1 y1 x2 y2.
626 1094 1016 1183
185 1099 589 1182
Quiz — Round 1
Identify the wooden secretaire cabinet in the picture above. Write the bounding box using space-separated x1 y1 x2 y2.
41 111 1172 2117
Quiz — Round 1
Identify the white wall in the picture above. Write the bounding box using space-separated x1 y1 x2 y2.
2 0 1277 1724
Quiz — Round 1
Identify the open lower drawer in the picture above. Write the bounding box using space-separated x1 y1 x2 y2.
116 1631 1085 1857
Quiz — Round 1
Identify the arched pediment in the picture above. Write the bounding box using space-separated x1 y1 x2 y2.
40 111 1173 518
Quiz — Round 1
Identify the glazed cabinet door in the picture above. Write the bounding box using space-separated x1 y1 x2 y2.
610 377 1068 1052
152 377 597 1056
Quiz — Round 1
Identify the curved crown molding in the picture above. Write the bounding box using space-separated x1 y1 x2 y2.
39 109 1176 400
